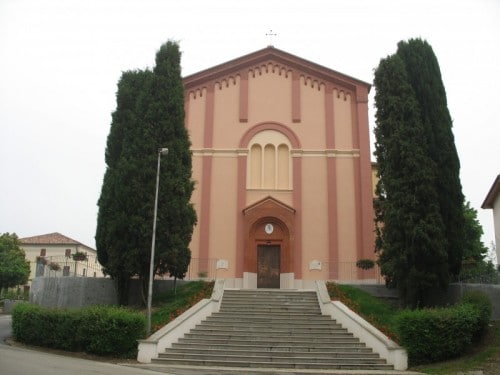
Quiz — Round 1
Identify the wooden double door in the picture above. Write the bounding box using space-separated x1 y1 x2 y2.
257 245 280 288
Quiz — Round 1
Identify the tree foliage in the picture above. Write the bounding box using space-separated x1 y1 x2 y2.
462 201 488 264
96 41 196 305
374 39 467 308
373 53 448 308
459 202 497 283
0 233 30 289
396 39 465 276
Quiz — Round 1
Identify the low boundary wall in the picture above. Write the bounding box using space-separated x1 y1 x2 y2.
29 277 190 308
316 281 408 370
29 277 500 320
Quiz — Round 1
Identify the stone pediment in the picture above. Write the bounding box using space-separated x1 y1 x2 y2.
183 46 370 99
243 196 295 217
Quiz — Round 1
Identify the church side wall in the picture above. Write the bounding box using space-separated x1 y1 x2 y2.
208 155 238 279
189 155 203 261
186 89 206 149
333 90 353 149
300 156 329 280
336 158 359 279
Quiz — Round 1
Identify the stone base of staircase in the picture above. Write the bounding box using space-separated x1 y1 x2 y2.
131 363 423 375
151 289 396 372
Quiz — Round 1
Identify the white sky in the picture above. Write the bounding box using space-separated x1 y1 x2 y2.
1 0 498 260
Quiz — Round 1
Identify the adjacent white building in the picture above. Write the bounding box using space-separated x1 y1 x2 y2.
482 175 500 266
19 232 104 282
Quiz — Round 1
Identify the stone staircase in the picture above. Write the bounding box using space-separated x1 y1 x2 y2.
152 289 394 371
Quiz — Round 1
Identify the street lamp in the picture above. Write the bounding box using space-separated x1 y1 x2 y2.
147 147 169 337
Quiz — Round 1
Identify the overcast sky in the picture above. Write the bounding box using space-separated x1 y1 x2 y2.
1 0 498 261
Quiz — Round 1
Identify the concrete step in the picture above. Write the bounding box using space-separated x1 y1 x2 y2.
171 342 374 353
203 316 342 328
195 321 345 333
158 352 388 364
220 306 320 312
190 326 352 336
178 335 361 345
152 357 394 371
207 313 332 321
157 289 394 371
166 347 379 358
211 312 325 319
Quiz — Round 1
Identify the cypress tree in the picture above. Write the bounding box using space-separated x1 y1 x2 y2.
396 39 465 277
373 54 448 308
96 41 196 305
147 42 197 284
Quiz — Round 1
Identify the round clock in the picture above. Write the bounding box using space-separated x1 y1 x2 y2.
265 223 274 234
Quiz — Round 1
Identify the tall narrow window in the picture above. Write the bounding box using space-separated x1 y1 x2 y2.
277 144 290 189
247 129 292 190
263 144 276 189
250 144 262 188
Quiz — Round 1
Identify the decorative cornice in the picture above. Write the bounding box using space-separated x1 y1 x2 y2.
243 195 296 215
184 47 370 99
192 148 360 157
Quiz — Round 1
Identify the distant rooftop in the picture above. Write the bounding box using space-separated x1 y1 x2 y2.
19 232 94 250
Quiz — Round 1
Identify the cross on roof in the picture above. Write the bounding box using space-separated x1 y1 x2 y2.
266 29 277 46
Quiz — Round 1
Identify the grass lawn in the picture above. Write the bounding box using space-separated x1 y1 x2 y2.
150 280 214 332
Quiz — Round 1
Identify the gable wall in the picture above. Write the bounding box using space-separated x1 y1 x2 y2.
184 53 374 284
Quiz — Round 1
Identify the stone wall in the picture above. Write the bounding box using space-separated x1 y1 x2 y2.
29 277 188 308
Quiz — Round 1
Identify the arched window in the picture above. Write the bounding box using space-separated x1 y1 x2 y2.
248 130 292 190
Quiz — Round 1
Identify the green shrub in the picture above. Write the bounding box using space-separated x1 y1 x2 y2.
397 303 480 365
460 290 492 340
78 305 146 357
12 303 146 358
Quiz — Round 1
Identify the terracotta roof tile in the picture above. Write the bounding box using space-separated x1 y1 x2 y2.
20 232 84 246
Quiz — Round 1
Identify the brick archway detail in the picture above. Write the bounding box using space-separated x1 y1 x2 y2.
243 196 296 274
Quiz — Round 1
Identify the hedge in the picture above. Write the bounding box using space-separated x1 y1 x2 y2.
461 290 493 341
396 290 492 365
12 303 146 358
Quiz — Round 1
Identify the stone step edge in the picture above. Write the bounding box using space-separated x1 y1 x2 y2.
151 358 394 370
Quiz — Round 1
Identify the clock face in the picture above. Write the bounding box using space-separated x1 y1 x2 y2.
265 223 274 234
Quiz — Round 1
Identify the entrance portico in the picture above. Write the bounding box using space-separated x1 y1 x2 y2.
242 197 297 289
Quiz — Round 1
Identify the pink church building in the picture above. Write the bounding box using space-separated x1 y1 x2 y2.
184 47 377 288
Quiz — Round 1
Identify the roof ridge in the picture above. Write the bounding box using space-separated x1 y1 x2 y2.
19 232 92 248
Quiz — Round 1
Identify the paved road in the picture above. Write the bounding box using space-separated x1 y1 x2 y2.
0 314 166 375
0 315 11 345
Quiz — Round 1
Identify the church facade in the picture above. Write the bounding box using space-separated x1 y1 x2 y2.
184 47 376 289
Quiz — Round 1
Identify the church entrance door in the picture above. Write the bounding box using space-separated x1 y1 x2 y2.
257 245 280 288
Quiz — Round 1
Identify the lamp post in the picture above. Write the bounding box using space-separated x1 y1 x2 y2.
147 147 169 337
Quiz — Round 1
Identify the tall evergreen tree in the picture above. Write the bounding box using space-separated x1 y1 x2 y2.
373 54 449 308
96 41 196 305
396 39 465 276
